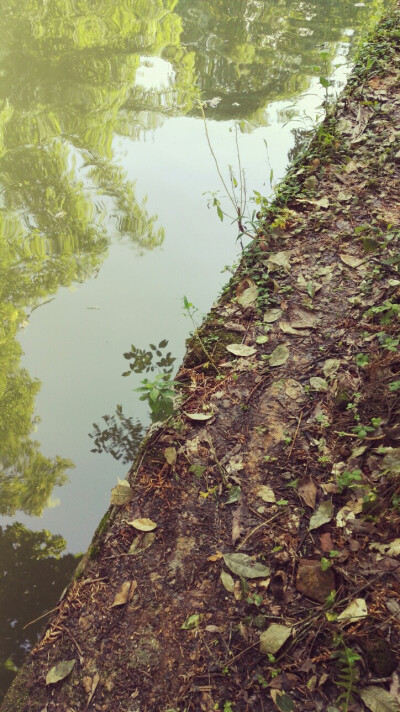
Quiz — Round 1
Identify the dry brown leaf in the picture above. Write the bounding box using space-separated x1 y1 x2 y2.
111 580 137 608
298 477 317 509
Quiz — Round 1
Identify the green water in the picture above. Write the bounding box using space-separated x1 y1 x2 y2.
0 0 380 698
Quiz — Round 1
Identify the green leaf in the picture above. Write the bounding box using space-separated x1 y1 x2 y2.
217 205 224 222
223 553 270 579
181 613 202 630
226 486 241 504
46 659 75 685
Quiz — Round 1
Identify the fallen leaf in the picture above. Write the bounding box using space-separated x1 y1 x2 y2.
260 624 292 654
382 448 400 474
164 447 177 465
266 252 291 271
279 321 311 336
270 689 295 712
338 598 368 623
309 500 333 531
208 551 223 562
128 532 156 555
110 479 133 506
310 377 329 392
256 334 269 344
290 307 319 329
181 613 202 630
128 518 157 532
387 539 400 557
226 485 241 504
111 580 137 607
226 343 256 357
86 673 100 709
298 477 317 509
257 485 276 503
360 685 400 712
269 344 290 367
284 379 303 400
184 412 214 421
223 553 270 579
339 253 365 268
264 308 283 323
316 196 330 209
46 659 75 685
237 279 258 308
323 359 341 378
220 571 235 592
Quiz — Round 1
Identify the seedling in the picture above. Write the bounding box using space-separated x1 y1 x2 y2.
336 469 362 493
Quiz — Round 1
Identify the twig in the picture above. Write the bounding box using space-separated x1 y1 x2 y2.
287 410 303 459
236 511 282 550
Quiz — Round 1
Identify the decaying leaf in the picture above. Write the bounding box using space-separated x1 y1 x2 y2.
264 308 283 323
128 518 157 532
270 689 295 712
128 532 156 556
184 412 214 421
266 251 291 271
298 477 317 509
309 500 333 531
279 321 310 336
340 253 365 268
337 598 368 623
310 377 329 392
223 553 270 579
164 447 177 465
260 624 292 654
323 359 341 378
237 279 258 308
290 307 319 329
257 485 276 503
220 570 235 593
226 343 257 357
284 379 303 400
360 685 400 712
256 334 269 344
181 613 202 630
46 659 75 685
269 344 290 367
369 539 400 558
110 479 133 506
382 448 400 474
111 580 137 607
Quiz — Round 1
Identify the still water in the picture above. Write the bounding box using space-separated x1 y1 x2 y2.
0 0 380 697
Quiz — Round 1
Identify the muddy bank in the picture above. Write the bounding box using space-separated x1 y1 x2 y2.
2 5 400 712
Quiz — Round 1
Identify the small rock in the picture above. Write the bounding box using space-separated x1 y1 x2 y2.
363 636 398 676
296 559 335 603
320 532 334 553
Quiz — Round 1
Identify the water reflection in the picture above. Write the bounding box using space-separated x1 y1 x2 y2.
0 523 80 699
180 0 374 122
90 339 176 462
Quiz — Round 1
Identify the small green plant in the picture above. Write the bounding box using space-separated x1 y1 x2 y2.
331 635 361 712
183 296 220 375
355 353 369 368
389 380 400 392
135 373 180 421
336 469 362 493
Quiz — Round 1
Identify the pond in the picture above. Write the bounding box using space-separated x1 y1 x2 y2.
0 0 380 699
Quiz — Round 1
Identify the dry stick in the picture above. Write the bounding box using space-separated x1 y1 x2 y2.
236 511 282 551
287 410 303 459
23 606 59 629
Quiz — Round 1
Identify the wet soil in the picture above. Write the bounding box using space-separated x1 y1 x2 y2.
2 6 400 712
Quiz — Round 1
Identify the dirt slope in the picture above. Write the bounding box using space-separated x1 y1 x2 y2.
2 6 400 712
